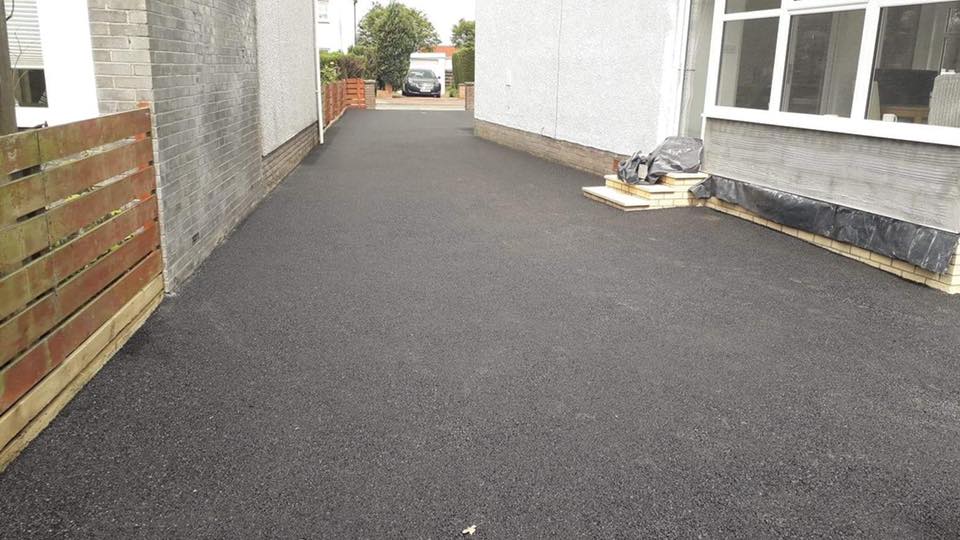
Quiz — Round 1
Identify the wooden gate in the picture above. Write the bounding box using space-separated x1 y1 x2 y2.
0 108 163 469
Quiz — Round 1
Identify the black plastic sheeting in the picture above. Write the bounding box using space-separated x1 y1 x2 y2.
618 137 703 185
691 175 960 274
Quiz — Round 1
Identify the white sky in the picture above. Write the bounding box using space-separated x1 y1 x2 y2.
355 0 476 44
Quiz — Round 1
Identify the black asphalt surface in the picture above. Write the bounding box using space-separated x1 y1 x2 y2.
2 111 960 538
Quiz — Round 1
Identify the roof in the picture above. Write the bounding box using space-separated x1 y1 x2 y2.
431 45 459 59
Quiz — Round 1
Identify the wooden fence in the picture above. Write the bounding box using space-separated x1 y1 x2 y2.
323 78 366 127
0 108 163 469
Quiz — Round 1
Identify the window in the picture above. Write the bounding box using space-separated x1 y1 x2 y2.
706 0 960 145
781 10 864 117
14 69 46 107
5 0 47 109
316 0 329 23
726 0 781 14
867 1 960 126
717 19 780 109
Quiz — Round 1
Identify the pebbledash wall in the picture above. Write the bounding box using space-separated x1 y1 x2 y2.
474 0 686 174
256 0 319 190
87 0 319 290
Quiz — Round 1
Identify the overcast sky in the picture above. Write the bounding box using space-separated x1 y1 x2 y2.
355 0 476 44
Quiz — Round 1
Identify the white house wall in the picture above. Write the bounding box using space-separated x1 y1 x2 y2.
476 0 685 157
257 0 319 155
316 0 355 52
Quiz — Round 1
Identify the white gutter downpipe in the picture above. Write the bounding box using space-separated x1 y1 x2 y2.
674 0 693 137
313 0 325 144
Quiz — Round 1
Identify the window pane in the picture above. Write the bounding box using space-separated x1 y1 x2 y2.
13 69 46 108
716 18 779 109
726 0 780 14
781 11 865 117
867 1 960 127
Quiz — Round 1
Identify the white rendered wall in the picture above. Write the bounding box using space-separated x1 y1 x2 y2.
476 0 685 156
257 0 319 155
15 0 99 128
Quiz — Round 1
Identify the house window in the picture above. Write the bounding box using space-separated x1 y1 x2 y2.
781 10 864 117
717 18 779 109
705 0 960 145
867 1 960 126
13 69 46 107
316 0 329 23
4 0 47 108
726 0 781 14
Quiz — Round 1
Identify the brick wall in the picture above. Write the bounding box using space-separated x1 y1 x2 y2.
88 0 268 291
146 0 262 289
364 80 376 110
88 0 155 115
262 123 319 192
475 119 625 176
463 82 474 112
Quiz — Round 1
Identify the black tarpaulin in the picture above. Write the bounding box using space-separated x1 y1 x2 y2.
691 175 959 274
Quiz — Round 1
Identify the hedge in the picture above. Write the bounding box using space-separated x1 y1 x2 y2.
319 51 367 80
453 47 475 85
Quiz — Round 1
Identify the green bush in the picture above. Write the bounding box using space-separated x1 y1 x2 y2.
453 47 475 85
320 61 340 85
319 51 368 80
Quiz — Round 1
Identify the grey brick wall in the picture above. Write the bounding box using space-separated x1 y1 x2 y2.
88 0 154 114
88 0 269 291
145 0 262 288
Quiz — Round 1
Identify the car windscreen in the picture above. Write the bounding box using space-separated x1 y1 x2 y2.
407 70 435 79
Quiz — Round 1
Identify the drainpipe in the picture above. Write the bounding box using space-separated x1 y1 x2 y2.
313 0 324 144
674 0 693 137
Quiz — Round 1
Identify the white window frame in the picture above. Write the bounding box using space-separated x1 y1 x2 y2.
703 0 960 146
316 0 330 24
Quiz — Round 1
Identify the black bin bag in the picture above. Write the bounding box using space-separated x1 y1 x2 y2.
617 137 703 185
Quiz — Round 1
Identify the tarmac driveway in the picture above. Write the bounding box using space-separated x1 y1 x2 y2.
1 111 959 538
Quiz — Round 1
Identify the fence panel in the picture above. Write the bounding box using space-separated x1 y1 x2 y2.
0 107 164 469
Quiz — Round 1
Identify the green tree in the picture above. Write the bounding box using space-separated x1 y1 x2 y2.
451 19 475 49
357 2 440 87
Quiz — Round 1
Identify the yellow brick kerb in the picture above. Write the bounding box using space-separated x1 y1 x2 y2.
704 198 960 294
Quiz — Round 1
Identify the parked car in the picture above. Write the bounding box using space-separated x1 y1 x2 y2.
402 69 442 97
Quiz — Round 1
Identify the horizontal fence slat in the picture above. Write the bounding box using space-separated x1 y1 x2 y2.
0 197 157 321
0 257 54 321
0 294 57 367
44 138 154 204
0 226 159 368
0 172 45 225
0 275 163 460
0 216 49 271
36 108 151 162
57 225 159 319
0 250 162 414
0 167 154 269
0 138 152 225
0 131 40 176
49 196 158 293
45 166 155 242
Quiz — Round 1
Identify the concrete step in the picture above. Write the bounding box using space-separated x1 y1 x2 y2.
662 172 709 186
581 186 651 211
603 173 708 187
604 176 692 200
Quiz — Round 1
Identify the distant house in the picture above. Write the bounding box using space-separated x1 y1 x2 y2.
315 0 357 53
